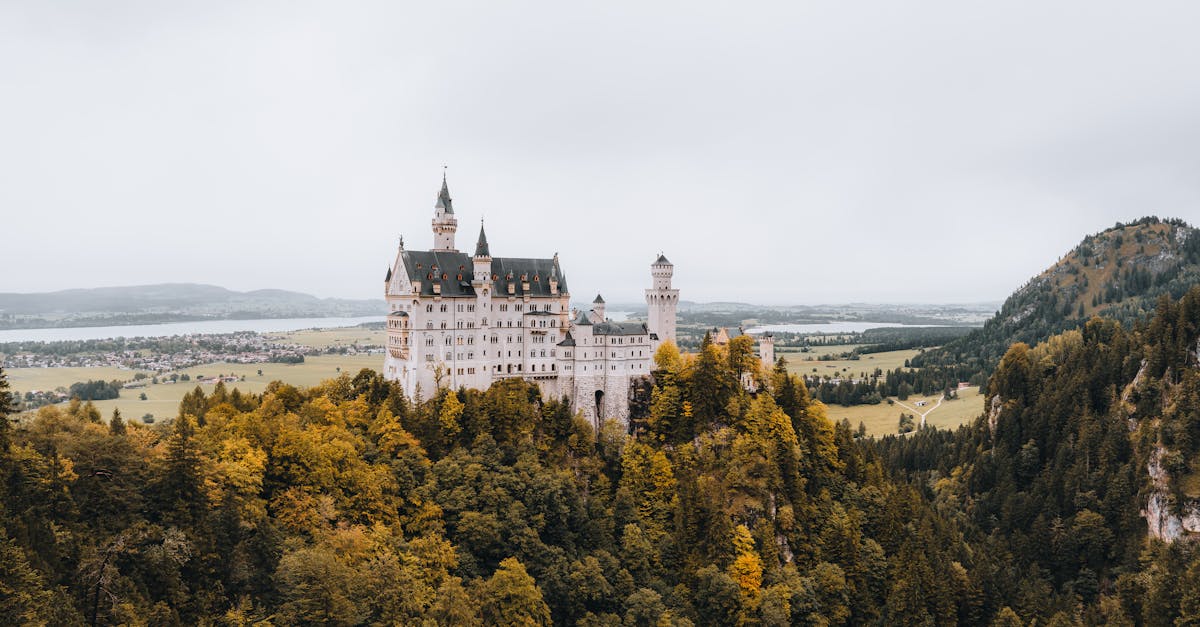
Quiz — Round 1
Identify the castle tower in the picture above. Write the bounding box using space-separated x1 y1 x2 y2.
432 174 458 251
759 333 775 369
645 254 679 346
590 294 606 323
473 221 492 283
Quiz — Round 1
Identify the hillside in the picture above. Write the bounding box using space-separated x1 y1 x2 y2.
0 283 382 329
912 217 1200 379
878 287 1200 623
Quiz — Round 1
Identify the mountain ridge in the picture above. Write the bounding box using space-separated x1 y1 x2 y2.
0 283 383 329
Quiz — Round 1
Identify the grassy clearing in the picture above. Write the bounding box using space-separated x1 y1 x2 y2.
11 354 382 424
784 348 926 379
776 344 866 358
7 366 150 394
269 327 384 349
821 386 985 436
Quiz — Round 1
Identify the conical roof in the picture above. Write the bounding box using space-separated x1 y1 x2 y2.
435 174 453 213
474 222 490 257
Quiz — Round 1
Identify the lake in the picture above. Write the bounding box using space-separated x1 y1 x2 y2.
0 316 385 343
744 321 952 335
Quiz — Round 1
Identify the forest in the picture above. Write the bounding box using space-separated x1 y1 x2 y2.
3 289 1200 624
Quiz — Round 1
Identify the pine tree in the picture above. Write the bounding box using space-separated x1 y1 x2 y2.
109 408 127 436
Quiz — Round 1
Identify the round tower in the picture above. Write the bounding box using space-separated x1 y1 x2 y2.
645 254 679 347
432 173 458 251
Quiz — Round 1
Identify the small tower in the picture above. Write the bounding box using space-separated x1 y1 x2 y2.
473 221 492 285
590 294 606 324
645 254 679 346
759 333 775 369
432 173 458 251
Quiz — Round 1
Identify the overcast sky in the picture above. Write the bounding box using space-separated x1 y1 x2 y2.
3 1 1200 305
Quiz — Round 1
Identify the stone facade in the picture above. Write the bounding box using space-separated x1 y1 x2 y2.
382 176 675 429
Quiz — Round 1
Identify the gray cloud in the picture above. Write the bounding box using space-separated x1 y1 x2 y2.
3 1 1199 305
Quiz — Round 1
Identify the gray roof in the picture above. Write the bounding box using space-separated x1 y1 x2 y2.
385 267 392 282
435 176 453 213
593 293 605 304
655 254 671 264
594 321 649 336
400 249 566 298
574 310 592 326
474 223 490 257
558 330 576 347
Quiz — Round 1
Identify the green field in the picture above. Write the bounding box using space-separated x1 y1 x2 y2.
10 354 383 424
784 347 926 379
269 327 384 349
821 386 985 436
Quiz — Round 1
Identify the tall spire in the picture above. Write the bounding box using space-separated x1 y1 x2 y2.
435 169 453 214
474 220 491 257
431 169 459 251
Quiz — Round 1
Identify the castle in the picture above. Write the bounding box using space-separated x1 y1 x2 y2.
382 175 679 428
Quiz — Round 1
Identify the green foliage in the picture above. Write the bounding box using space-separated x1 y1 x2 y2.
12 291 1200 625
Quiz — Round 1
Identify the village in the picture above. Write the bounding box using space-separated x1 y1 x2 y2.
0 330 382 373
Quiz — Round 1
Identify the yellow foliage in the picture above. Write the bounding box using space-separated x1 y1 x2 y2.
438 392 464 440
728 525 763 606
653 341 683 373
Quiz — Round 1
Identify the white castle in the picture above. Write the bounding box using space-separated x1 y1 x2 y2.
382 175 679 428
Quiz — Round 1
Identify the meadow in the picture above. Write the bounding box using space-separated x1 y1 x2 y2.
9 353 382 424
820 385 985 436
783 347 926 379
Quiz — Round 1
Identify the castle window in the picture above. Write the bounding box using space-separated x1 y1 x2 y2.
425 337 434 346
426 304 433 312
468 304 475 312
426 322 433 329
445 337 452 346
467 336 475 345
440 321 447 329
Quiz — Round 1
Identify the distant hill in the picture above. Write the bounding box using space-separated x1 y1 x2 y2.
913 216 1200 377
0 283 382 329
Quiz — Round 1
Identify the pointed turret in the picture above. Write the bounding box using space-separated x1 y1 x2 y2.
589 293 606 324
474 222 491 257
435 173 454 213
432 172 458 251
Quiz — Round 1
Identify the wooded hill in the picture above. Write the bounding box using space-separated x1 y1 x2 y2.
879 288 1200 624
912 217 1200 383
